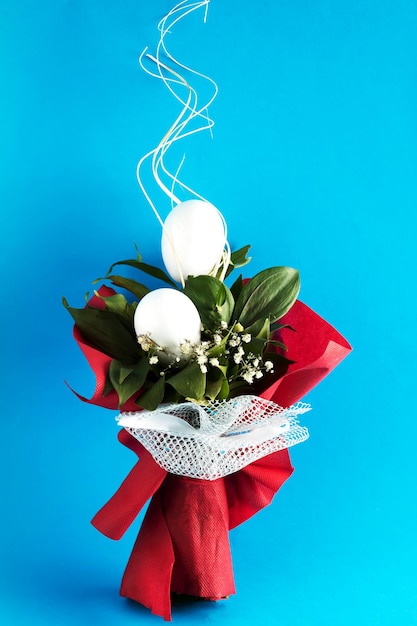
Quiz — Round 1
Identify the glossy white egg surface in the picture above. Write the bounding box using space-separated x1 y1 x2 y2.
161 199 226 283
133 288 201 356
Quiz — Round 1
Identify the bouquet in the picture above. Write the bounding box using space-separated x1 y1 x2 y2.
64 0 351 620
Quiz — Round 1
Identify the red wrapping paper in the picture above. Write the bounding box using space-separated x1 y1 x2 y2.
92 430 294 620
75 296 351 620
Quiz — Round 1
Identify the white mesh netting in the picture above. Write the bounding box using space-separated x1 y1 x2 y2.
117 395 310 480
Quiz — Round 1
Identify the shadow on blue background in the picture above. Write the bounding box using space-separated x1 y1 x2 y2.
1 1 416 624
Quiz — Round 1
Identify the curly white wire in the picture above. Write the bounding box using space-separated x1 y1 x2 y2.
137 0 231 287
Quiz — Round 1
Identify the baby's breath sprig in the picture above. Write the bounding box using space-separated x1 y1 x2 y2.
135 320 277 392
64 248 299 410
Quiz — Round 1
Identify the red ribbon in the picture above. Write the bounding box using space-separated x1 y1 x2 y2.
92 430 294 620
73 292 351 620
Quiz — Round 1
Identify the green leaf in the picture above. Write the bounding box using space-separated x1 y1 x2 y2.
243 336 269 359
93 292 133 319
103 372 114 397
245 317 271 341
183 275 234 330
228 379 253 398
233 267 300 330
135 376 166 411
167 361 206 401
225 245 252 278
109 358 149 407
205 370 226 401
105 259 177 288
270 321 296 333
63 297 139 364
206 340 228 359
134 243 142 262
230 274 244 303
254 352 294 395
95 276 150 301
217 377 230 401
267 339 288 351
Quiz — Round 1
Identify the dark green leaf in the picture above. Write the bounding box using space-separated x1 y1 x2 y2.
267 339 288 351
228 379 253 398
95 276 150 301
243 336 269 359
134 243 142 262
93 292 133 319
245 317 271 341
183 275 234 329
217 377 230 401
252 352 295 396
233 267 300 330
225 245 252 278
63 297 139 364
103 372 114 397
205 370 226 401
230 274 244 303
167 361 206 401
135 376 166 410
109 358 149 407
270 321 296 333
106 259 177 288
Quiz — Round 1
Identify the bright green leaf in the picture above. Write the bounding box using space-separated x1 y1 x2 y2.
167 361 206 401
183 275 234 329
225 245 252 278
217 377 230 401
205 370 226 401
93 292 133 319
109 358 149 407
233 267 300 330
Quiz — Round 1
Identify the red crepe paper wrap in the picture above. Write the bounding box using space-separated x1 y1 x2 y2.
75 295 351 620
92 430 293 620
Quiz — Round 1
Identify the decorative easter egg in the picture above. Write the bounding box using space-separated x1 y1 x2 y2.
161 199 226 283
134 288 201 356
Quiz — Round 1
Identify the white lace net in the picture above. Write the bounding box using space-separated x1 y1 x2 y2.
117 395 310 480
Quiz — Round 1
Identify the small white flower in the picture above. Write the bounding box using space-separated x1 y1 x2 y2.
149 355 159 365
242 371 255 384
213 334 222 345
255 370 263 379
234 353 243 364
264 360 274 372
137 333 152 351
209 357 220 367
197 354 208 365
229 334 241 348
200 364 208 374
220 321 228 329
180 340 192 355
242 333 251 343
252 358 259 368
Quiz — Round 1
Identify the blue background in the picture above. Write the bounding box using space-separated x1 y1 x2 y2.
1 1 416 624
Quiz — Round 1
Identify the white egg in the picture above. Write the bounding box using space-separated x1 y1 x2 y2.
134 288 201 357
161 199 226 283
